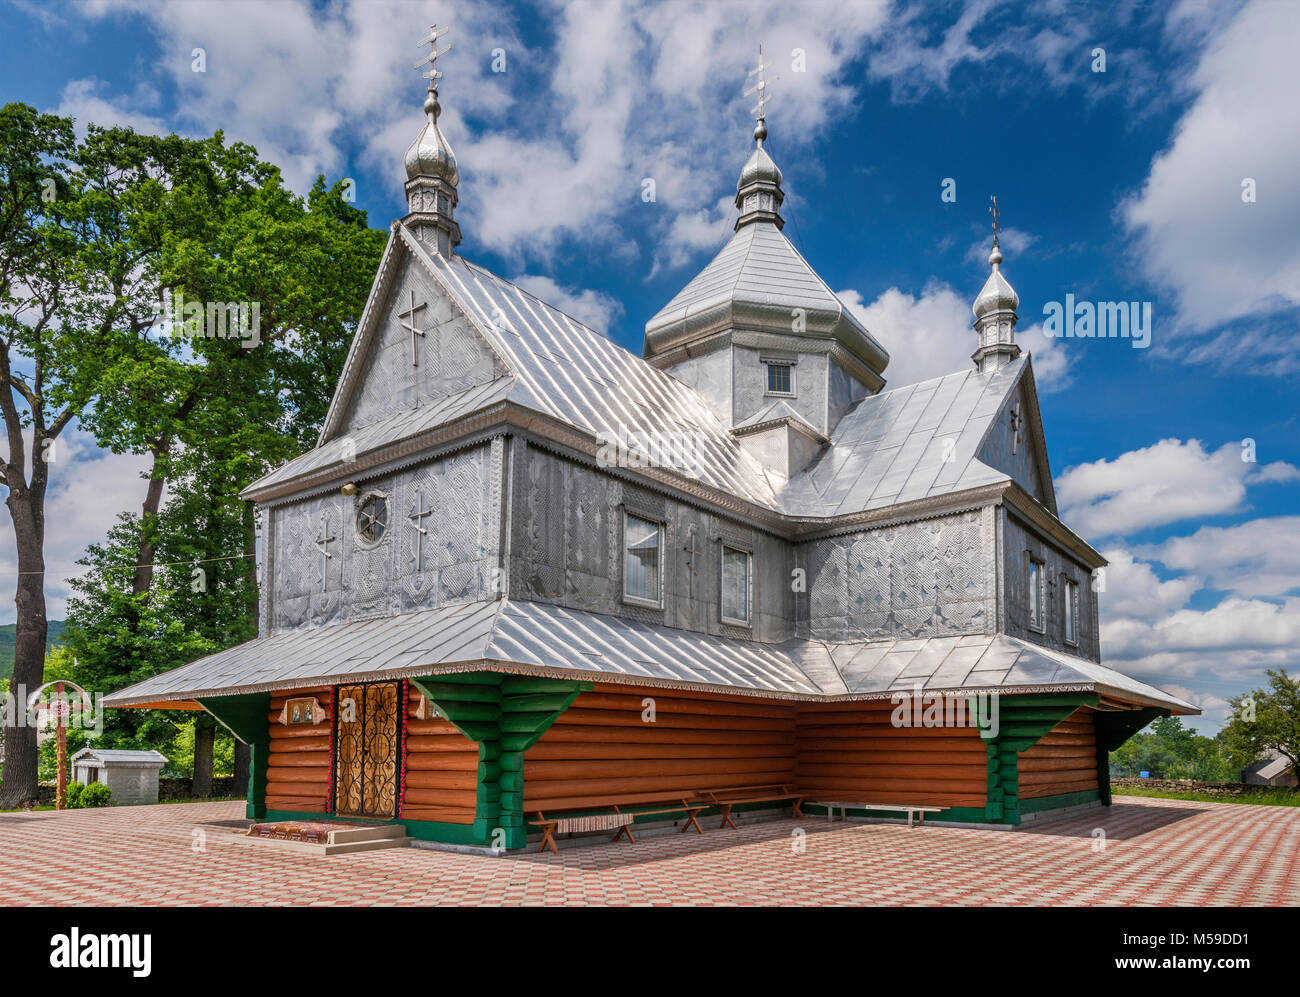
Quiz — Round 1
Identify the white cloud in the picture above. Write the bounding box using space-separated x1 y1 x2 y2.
963 227 1036 267
1123 0 1300 354
0 426 151 624
838 280 1070 391
1134 516 1300 598
1056 438 1300 538
509 275 625 336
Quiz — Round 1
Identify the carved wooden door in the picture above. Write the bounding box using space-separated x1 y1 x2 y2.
333 680 401 818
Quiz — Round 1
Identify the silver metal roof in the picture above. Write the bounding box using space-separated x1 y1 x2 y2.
643 221 890 376
247 377 515 494
250 226 783 509
248 221 1025 522
779 357 1025 517
103 598 1197 715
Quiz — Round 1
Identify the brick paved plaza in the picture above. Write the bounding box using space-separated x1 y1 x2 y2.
2 796 1296 906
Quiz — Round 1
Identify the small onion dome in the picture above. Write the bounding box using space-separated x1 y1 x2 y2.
404 87 459 186
972 244 1019 318
738 122 783 191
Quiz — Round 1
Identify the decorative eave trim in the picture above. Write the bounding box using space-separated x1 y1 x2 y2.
317 224 406 446
1001 481 1107 569
786 481 1011 541
644 326 885 393
731 414 829 446
104 657 1192 714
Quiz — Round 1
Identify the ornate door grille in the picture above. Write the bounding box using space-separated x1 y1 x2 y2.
333 680 401 818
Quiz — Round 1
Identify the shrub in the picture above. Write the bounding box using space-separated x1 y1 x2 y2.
63 782 112 808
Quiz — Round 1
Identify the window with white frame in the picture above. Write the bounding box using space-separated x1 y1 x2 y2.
1064 577 1079 645
622 513 662 606
765 361 794 396
720 544 752 626
1028 557 1045 632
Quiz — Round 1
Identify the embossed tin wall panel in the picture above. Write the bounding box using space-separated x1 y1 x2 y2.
341 255 502 436
270 443 494 632
798 509 991 642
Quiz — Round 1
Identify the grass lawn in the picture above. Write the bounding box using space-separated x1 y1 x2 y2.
1114 785 1300 806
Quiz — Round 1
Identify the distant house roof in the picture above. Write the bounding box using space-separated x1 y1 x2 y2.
71 748 167 766
102 598 1197 715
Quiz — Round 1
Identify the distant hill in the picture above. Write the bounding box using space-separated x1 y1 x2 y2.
0 620 66 681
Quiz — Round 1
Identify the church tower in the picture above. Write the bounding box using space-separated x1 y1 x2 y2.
404 24 461 258
643 50 889 480
971 197 1021 373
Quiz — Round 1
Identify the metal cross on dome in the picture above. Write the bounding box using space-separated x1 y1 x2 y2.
398 290 428 366
744 45 777 122
989 195 1002 250
414 23 452 84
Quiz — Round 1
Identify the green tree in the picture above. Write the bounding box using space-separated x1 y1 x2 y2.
0 105 197 806
1223 669 1300 780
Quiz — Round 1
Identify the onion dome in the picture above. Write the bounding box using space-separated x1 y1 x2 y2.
972 244 1020 319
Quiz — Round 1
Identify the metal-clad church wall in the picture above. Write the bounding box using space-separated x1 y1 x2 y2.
796 509 993 641
269 442 497 632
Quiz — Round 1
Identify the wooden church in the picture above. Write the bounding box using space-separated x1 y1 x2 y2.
105 33 1196 850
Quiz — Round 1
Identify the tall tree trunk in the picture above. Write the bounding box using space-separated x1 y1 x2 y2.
192 715 215 798
0 452 48 809
131 439 170 599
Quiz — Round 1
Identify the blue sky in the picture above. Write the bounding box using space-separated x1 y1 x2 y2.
1 0 1297 733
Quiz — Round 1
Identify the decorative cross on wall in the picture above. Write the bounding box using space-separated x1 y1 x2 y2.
1009 401 1023 455
682 524 701 600
398 290 428 367
314 515 336 590
408 488 433 572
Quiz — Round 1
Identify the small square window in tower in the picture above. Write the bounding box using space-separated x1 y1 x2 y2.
766 362 793 396
721 545 752 626
623 514 662 606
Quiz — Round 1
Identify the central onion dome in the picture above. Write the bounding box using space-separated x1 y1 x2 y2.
972 244 1019 319
643 113 890 392
734 118 785 229
404 86 459 186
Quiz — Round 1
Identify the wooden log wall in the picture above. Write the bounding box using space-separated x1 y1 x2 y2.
266 686 333 813
1016 706 1099 799
795 701 988 808
400 691 479 825
523 684 796 812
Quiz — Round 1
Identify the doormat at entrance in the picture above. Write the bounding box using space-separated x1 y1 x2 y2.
245 821 362 845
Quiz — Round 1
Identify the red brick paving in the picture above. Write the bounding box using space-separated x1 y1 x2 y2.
1 796 1295 906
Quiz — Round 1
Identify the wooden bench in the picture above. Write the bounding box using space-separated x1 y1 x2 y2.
810 801 947 827
696 783 804 830
529 794 707 853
